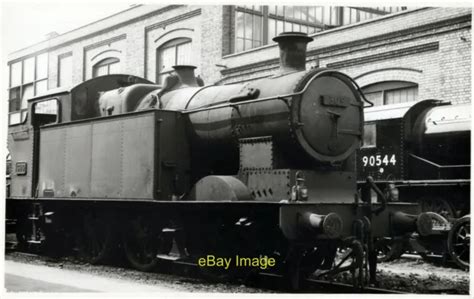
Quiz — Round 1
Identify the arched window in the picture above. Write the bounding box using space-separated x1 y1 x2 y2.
362 81 418 106
93 57 120 78
156 38 192 84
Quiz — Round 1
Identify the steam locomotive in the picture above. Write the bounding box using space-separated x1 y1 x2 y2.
356 100 470 269
6 32 435 289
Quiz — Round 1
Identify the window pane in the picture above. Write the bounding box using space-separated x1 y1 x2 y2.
160 46 176 72
385 87 418 104
108 62 120 74
308 7 316 22
276 20 284 35
331 7 339 25
294 6 302 19
9 112 21 125
244 12 253 40
293 23 301 32
323 6 331 24
315 7 323 23
35 79 48 95
22 84 34 108
11 62 22 87
9 87 21 112
364 91 383 106
285 6 294 19
245 39 252 50
35 99 57 115
24 57 35 84
36 53 48 80
276 6 284 16
342 7 350 25
236 38 244 52
268 18 276 40
253 15 262 45
59 55 73 87
300 7 309 22
351 8 358 23
236 11 244 39
309 26 319 34
95 64 108 77
177 42 191 65
363 124 376 147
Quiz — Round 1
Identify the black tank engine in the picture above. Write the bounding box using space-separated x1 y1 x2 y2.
6 32 436 289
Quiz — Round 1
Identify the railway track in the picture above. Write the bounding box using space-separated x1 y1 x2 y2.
6 231 468 295
256 272 406 294
4 247 407 294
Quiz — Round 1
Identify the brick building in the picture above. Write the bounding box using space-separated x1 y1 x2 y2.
6 5 471 125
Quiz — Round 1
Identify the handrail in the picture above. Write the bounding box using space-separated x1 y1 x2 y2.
409 153 470 169
182 69 367 114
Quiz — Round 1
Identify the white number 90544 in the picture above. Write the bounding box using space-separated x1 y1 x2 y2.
362 154 396 167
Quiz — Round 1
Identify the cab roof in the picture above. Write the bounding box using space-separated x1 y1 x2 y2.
364 101 419 122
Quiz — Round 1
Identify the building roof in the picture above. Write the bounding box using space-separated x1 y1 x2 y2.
8 4 178 62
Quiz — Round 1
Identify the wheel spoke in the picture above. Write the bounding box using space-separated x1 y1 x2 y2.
123 217 172 271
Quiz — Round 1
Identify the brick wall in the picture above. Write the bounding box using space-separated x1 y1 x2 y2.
8 6 472 104
33 5 202 89
218 7 471 104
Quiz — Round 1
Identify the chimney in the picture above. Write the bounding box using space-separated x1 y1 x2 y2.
45 31 60 40
272 32 313 73
172 65 199 87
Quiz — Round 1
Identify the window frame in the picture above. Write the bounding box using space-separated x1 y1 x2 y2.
362 122 377 148
233 5 407 53
156 37 192 84
8 53 49 126
362 81 418 107
32 97 61 127
92 57 120 78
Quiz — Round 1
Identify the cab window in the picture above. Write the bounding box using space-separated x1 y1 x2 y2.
362 123 376 148
32 99 59 126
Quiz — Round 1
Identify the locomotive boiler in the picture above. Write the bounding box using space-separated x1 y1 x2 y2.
357 100 470 269
6 32 435 289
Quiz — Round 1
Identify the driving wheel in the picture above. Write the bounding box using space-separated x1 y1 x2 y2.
447 216 470 270
122 216 172 271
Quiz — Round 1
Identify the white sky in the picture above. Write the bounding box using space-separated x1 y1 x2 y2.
0 1 133 100
1 2 133 55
